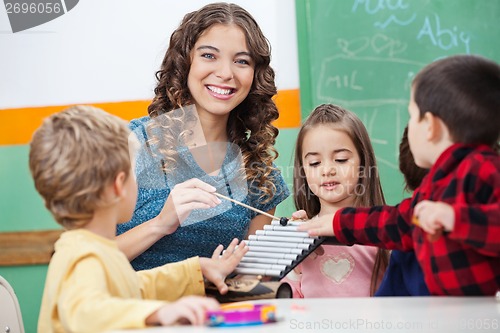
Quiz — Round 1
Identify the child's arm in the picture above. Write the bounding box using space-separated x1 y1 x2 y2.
297 212 336 236
412 153 500 255
199 238 249 294
138 239 247 299
145 296 219 326
139 256 207 302
55 256 210 331
414 201 500 256
299 199 415 251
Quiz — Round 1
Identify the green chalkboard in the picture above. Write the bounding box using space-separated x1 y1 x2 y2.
295 0 500 204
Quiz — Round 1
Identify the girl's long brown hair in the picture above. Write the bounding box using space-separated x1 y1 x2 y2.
293 104 389 295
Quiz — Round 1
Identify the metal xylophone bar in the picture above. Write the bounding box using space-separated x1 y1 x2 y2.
232 220 341 280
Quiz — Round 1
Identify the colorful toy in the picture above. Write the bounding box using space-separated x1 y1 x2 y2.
206 303 277 327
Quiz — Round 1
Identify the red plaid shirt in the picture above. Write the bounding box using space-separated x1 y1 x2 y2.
333 143 500 295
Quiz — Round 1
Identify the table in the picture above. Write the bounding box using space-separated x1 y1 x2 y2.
109 296 500 332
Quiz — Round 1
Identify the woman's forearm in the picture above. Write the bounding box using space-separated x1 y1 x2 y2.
116 216 169 261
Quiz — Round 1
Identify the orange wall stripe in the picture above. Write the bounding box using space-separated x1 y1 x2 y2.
273 88 301 129
0 89 300 146
0 101 150 146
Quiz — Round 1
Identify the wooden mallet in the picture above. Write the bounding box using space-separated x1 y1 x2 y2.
213 192 289 226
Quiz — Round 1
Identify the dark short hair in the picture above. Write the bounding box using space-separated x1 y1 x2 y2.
413 54 500 146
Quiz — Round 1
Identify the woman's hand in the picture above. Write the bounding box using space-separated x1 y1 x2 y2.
156 178 222 235
117 178 222 261
199 238 249 295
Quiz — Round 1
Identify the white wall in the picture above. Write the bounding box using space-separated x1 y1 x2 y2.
0 0 299 108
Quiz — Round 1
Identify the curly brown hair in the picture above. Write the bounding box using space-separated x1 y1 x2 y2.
147 2 280 202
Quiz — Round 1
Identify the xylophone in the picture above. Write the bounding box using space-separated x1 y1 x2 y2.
214 192 341 280
233 220 340 280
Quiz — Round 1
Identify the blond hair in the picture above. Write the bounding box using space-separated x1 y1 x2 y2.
29 105 131 229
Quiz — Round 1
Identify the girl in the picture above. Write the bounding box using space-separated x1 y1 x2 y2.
116 2 289 270
282 104 388 297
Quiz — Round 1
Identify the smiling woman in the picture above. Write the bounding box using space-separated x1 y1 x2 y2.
187 24 254 121
115 2 290 271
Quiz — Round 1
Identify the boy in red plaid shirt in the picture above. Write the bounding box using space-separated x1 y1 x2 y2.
299 55 500 296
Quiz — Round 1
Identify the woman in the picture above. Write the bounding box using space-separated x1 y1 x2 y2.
117 2 289 270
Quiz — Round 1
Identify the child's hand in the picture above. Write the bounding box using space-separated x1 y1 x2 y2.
148 295 219 326
297 213 336 236
290 210 327 254
199 238 248 295
291 209 308 220
413 200 455 237
157 178 222 234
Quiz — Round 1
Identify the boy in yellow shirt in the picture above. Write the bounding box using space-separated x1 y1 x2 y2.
30 105 248 332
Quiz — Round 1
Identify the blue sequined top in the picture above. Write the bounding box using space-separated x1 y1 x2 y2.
117 116 290 270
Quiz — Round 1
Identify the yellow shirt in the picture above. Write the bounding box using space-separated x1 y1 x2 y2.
38 229 205 333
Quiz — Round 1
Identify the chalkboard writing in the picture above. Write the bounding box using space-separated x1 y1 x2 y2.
295 0 500 203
